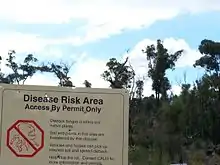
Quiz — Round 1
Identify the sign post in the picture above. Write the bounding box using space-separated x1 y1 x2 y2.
0 84 129 165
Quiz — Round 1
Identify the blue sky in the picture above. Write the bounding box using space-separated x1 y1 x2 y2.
0 0 219 95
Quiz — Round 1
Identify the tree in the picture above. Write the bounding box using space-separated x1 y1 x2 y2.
48 62 74 87
193 39 220 145
83 80 92 88
142 39 183 103
101 57 135 89
194 39 220 100
135 80 144 99
194 39 220 74
0 50 49 84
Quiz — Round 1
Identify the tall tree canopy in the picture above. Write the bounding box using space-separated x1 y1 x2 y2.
142 39 183 102
101 57 135 89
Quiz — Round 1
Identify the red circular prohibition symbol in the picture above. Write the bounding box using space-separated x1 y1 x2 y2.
6 120 44 158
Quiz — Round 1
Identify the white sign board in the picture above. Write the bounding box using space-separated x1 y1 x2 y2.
0 84 129 165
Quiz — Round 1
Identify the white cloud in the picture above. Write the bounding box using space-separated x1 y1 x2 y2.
25 73 58 86
0 31 65 57
0 32 44 55
0 31 82 62
71 57 110 88
170 85 182 96
0 0 220 44
1 0 219 24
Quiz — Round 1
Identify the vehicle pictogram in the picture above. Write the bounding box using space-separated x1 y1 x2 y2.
6 120 44 157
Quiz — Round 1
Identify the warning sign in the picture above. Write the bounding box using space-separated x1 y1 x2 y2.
0 84 129 165
6 120 44 157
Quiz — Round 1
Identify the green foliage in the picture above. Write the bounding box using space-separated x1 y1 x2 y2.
135 80 144 99
142 39 183 102
0 50 50 84
194 39 220 74
83 80 92 88
0 51 74 87
100 39 220 164
101 57 135 89
47 62 74 87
